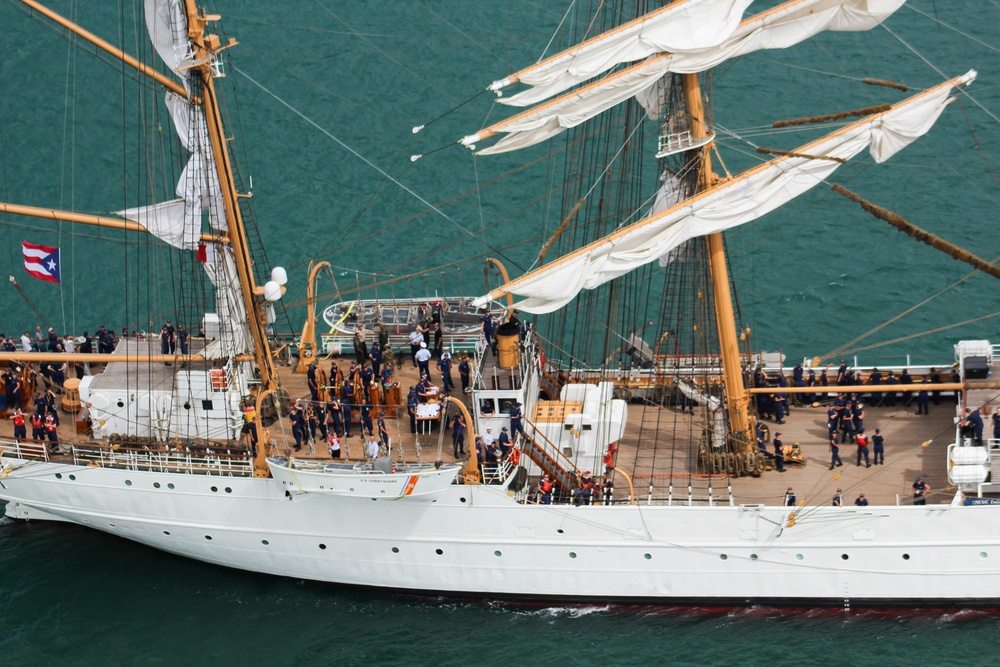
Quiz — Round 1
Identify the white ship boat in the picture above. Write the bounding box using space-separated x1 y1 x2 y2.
3 0 1000 607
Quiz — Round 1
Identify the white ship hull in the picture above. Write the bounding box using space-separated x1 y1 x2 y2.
3 457 999 605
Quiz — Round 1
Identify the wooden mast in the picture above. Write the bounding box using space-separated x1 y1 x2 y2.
679 72 752 452
181 1 278 395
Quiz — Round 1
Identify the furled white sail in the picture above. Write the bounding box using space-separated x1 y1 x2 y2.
493 0 752 107
114 199 195 250
202 244 251 358
473 72 974 314
465 0 906 155
144 0 193 81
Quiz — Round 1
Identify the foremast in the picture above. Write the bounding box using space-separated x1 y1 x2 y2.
679 72 753 452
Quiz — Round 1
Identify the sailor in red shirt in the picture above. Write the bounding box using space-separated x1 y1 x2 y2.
12 408 26 443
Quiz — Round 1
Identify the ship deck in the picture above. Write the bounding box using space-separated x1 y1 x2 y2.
3 347 962 508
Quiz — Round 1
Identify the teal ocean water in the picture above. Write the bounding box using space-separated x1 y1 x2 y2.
1 1 1000 663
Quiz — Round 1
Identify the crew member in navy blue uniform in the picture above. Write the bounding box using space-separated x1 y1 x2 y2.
307 363 319 401
438 351 454 393
872 428 885 464
883 371 897 406
963 407 984 446
773 391 787 424
369 341 382 380
836 361 848 385
451 414 466 457
792 364 805 406
916 379 930 415
784 486 796 506
289 406 304 451
459 355 471 393
359 363 374 402
829 434 842 470
912 476 930 505
498 427 512 459
805 368 817 404
378 413 389 449
360 403 374 437
773 433 786 473
327 397 342 437
868 367 883 406
508 401 525 441
407 386 418 434
832 488 843 506
899 368 913 407
993 407 1000 443
851 400 864 438
855 493 869 506
341 380 354 437
481 311 496 354
839 397 854 444
929 367 941 405
177 325 189 355
826 405 840 440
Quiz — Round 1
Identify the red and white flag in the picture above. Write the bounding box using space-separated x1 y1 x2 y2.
22 240 61 284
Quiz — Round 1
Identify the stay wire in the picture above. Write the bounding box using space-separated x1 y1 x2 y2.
231 64 525 273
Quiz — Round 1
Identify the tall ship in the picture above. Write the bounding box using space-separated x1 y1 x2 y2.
2 0 1000 606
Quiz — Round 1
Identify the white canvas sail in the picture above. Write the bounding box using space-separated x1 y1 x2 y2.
202 244 252 357
144 0 193 82
465 0 906 155
493 0 752 107
114 199 195 250
473 72 975 314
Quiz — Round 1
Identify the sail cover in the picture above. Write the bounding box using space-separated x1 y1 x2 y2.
466 0 907 155
494 0 752 107
473 72 975 314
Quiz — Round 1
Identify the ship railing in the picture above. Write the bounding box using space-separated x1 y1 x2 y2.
71 445 254 476
480 456 514 485
0 439 51 462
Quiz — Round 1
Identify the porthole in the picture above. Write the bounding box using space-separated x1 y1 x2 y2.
980 552 988 559
205 535 213 541
225 487 232 494
167 483 175 489
319 544 327 550
55 473 62 479
750 554 758 561
494 550 502 558
125 480 132 486
795 554 804 561
69 474 76 481
163 531 170 536
262 540 270 546
902 553 910 560
391 547 399 553
460 497 467 503
211 486 218 492
557 529 564 534
643 553 652 560
435 548 444 555
569 552 577 559
841 554 849 560
720 554 728 561
153 482 161 489
109 523 116 528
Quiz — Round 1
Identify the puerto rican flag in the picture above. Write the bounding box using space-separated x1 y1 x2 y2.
22 240 61 284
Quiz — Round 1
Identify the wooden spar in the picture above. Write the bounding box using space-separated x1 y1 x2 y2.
0 352 216 363
748 383 994 394
680 72 753 452
0 202 226 243
181 0 278 395
487 0 697 92
480 73 971 305
485 258 515 310
18 0 190 100
863 77 909 92
832 184 1000 281
296 260 331 373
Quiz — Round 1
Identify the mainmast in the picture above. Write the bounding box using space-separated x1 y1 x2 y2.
679 72 752 451
180 0 279 394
